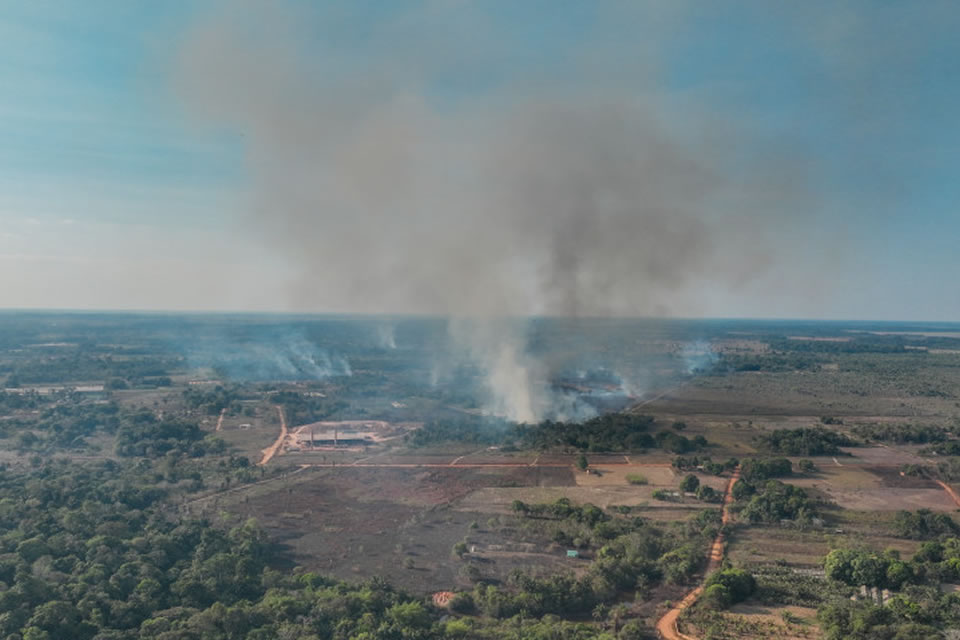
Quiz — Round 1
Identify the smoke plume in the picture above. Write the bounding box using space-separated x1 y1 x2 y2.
174 2 817 421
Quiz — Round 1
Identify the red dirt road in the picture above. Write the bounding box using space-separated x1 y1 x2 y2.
258 406 288 466
936 479 960 507
655 467 740 640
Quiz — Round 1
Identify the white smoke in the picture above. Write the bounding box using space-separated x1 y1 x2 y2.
681 340 718 374
375 323 397 350
447 317 542 423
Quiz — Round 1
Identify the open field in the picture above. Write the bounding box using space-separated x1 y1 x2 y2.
683 604 821 640
220 465 588 591
726 526 920 568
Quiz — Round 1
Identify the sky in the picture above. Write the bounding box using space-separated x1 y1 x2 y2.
0 0 957 321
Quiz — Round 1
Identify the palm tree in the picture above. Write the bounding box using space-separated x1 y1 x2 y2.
609 603 630 632
592 603 609 626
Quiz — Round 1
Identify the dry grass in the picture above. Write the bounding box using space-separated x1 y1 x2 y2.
574 464 676 487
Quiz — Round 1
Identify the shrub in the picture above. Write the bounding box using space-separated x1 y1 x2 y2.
705 568 757 603
626 473 648 485
703 583 732 609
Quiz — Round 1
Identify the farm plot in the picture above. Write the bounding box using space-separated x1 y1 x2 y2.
228 466 577 592
788 465 956 511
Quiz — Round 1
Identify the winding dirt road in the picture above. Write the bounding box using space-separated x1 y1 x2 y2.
655 466 740 640
258 406 288 466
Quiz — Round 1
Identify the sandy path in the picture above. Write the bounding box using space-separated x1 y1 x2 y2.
258 405 288 466
655 466 740 640
215 407 226 432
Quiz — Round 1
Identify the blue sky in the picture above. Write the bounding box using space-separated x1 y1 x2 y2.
0 1 957 320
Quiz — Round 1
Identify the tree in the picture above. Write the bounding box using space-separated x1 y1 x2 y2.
705 568 756 603
680 474 700 493
575 454 589 472
703 584 732 609
731 479 754 501
798 459 816 473
696 485 717 502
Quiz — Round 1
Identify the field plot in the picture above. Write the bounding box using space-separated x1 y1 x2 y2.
573 463 676 487
683 604 820 640
788 464 956 511
647 364 960 418
228 466 578 592
726 526 917 568
214 407 281 458
837 445 932 465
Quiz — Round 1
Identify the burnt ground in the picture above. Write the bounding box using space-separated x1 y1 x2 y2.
231 465 577 593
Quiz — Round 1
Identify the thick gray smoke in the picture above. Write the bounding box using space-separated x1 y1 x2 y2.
174 2 816 421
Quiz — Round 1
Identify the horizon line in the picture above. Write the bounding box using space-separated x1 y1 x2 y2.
0 306 957 326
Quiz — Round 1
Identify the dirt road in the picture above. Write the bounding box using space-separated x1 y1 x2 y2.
215 408 226 432
258 406 288 466
655 466 740 640
300 460 675 470
936 479 960 507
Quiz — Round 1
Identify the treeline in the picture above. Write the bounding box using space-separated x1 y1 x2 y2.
9 401 122 453
822 515 960 597
893 509 960 540
521 414 657 451
183 386 238 416
406 418 514 448
0 460 273 640
672 456 739 475
115 411 225 458
767 338 908 354
270 390 349 426
756 427 855 456
522 414 707 453
711 353 820 373
819 545 960 638
408 413 709 454
4 353 179 387
0 391 49 412
922 441 960 456
0 457 590 640
851 423 951 445
739 457 792 482
817 590 960 640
